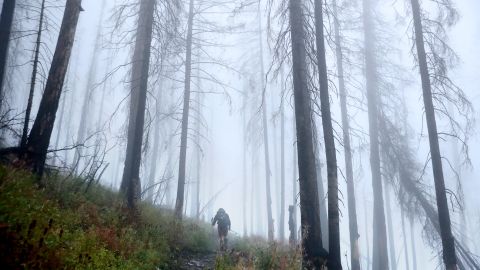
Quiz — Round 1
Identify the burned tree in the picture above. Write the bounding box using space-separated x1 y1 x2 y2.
0 0 16 109
288 0 326 267
313 0 341 267
331 0 360 268
20 0 46 148
120 0 155 209
24 0 83 177
362 0 389 268
174 0 195 219
407 0 459 268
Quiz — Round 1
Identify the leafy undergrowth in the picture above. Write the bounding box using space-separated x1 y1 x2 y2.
0 166 216 269
214 236 302 269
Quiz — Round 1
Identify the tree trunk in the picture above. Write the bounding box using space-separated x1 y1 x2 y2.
120 0 155 209
401 208 410 270
332 0 360 268
147 78 163 203
313 124 328 248
292 115 297 244
73 0 106 168
257 1 274 242
174 0 195 219
313 0 341 268
0 0 16 109
25 0 83 177
279 68 285 242
365 198 371 270
384 184 397 270
288 0 326 267
21 0 45 148
242 83 248 236
362 0 389 269
194 64 202 218
409 0 457 268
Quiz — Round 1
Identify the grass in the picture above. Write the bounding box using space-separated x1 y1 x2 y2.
0 165 215 269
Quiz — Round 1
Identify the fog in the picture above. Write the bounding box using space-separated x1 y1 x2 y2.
1 0 479 269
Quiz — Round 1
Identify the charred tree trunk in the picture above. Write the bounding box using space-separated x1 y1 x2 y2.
257 1 274 242
288 0 326 267
25 0 83 177
120 0 155 209
409 0 457 268
0 0 16 108
313 0 341 268
362 0 389 268
291 115 298 244
332 0 360 268
174 0 195 219
21 0 46 148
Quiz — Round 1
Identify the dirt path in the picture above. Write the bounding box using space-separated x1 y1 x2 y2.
179 252 217 270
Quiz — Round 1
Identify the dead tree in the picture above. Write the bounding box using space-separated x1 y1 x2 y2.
257 0 274 241
174 0 195 219
0 0 16 109
279 67 286 241
362 0 389 268
20 0 46 148
288 0 327 267
332 0 360 268
313 0 341 268
24 0 83 177
408 0 458 268
120 0 155 210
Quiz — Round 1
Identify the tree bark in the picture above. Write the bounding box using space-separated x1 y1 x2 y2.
257 1 274 242
288 0 326 267
25 0 83 177
362 0 389 269
21 0 46 148
332 0 360 268
174 0 195 219
120 0 155 209
0 0 16 109
409 0 458 268
313 0 341 268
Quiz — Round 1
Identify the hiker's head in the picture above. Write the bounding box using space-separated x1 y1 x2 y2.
218 208 225 214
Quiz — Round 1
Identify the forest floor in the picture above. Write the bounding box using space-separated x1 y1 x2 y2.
0 165 300 269
179 251 217 269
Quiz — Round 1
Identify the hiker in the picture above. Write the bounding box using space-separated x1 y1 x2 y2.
211 208 231 251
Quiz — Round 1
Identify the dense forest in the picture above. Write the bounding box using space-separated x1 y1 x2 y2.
0 0 479 269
